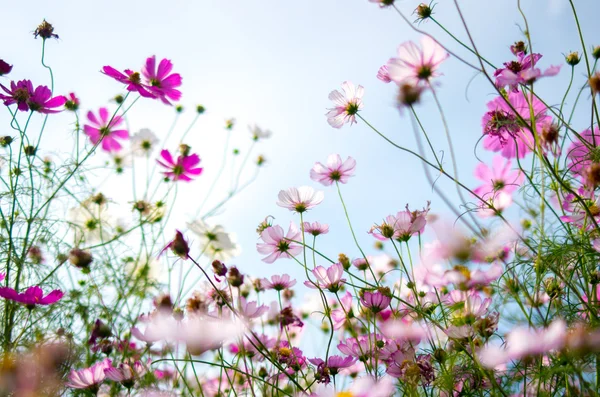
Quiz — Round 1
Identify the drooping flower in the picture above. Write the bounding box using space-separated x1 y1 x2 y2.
157 149 203 182
104 361 145 388
102 65 155 98
377 64 392 83
309 355 357 379
161 230 190 259
276 186 324 213
261 274 296 291
494 52 560 91
66 358 112 390
473 155 524 199
141 56 182 105
0 59 12 76
0 79 34 111
83 107 129 152
310 154 356 186
482 91 551 158
387 36 449 86
305 263 345 292
326 81 364 128
303 221 329 236
0 286 63 308
256 223 302 263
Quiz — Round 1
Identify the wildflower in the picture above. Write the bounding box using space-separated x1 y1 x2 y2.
26 85 66 113
249 124 272 141
104 361 145 389
310 154 356 186
567 127 600 175
305 263 345 292
64 93 80 111
239 297 269 319
256 223 302 263
560 187 600 229
415 3 434 21
590 72 600 96
66 358 112 390
187 219 240 260
278 308 304 329
473 155 523 199
33 20 58 40
360 290 392 313
310 355 356 377
157 149 203 182
303 221 329 236
376 64 392 83
161 230 190 259
102 65 155 98
370 202 430 242
337 334 381 361
0 80 34 111
566 51 581 66
0 286 63 308
494 52 560 91
326 81 364 128
0 59 13 76
141 56 182 105
388 36 449 86
83 107 129 152
227 266 244 287
261 274 296 291
331 291 353 330
276 186 324 213
397 83 424 107
482 91 551 158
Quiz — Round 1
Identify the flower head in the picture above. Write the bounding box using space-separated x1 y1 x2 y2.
360 290 392 313
27 85 66 113
157 149 203 182
0 286 63 308
141 56 182 105
249 124 272 141
161 230 190 259
494 52 560 91
305 263 345 292
83 107 129 152
370 202 430 242
256 223 302 263
303 221 329 236
310 154 356 186
261 274 297 291
104 361 145 388
131 128 159 157
0 80 33 111
473 155 524 199
388 36 449 86
326 81 364 128
33 20 59 40
188 219 240 260
276 186 324 213
64 92 80 111
102 65 155 98
0 59 13 76
66 358 112 390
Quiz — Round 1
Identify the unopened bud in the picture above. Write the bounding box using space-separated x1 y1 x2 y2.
69 248 93 270
227 266 244 287
565 51 581 66
212 260 227 277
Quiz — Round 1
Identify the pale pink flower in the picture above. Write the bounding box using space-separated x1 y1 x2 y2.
83 108 129 152
182 318 243 356
331 291 353 330
104 361 145 386
141 56 182 105
66 358 112 389
305 263 346 292
276 186 324 213
360 290 391 313
261 274 296 291
494 52 560 91
370 202 430 242
474 156 524 199
326 81 364 128
381 320 426 344
376 64 392 83
567 127 600 174
310 154 356 186
256 223 302 263
303 221 329 236
387 36 449 86
239 297 269 319
310 376 394 397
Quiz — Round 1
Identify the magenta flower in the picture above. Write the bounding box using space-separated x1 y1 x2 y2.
161 230 190 259
305 263 345 292
494 52 560 91
102 65 155 98
157 149 203 182
376 64 392 83
0 273 4 282
261 274 296 291
66 358 112 390
387 36 449 86
326 81 364 128
27 84 66 113
303 221 329 236
64 92 80 111
0 79 34 111
310 154 356 186
83 108 129 152
360 290 392 313
309 355 357 376
256 223 302 263
0 59 12 76
276 186 324 213
0 285 63 308
141 56 182 105
473 155 524 199
560 187 600 229
482 91 551 158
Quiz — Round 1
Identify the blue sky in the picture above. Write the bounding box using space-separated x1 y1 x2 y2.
2 0 599 298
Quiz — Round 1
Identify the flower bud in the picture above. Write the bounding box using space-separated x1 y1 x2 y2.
69 248 93 270
225 119 235 130
211 260 227 277
0 136 13 147
565 51 581 66
338 253 350 270
196 105 205 114
590 72 600 96
415 3 433 20
227 266 244 287
24 145 36 156
163 231 189 259
593 46 600 60
114 95 124 104
0 60 12 76
34 19 59 40
175 104 184 113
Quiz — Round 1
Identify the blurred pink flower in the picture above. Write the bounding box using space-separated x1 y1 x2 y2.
326 81 364 128
567 127 600 174
376 64 392 83
303 221 329 236
66 358 112 389
157 149 203 182
387 36 449 86
277 186 324 213
83 107 129 152
141 56 182 105
0 285 63 308
310 154 356 186
261 274 296 291
369 202 430 242
305 263 345 292
239 297 269 319
256 223 302 263
473 155 524 199
331 291 353 330
102 65 155 98
104 361 145 386
494 52 560 91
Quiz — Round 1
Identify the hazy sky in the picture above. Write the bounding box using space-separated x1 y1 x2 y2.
2 0 599 295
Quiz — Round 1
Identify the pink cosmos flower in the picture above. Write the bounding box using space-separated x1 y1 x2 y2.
0 285 63 308
261 274 296 291
482 91 551 159
305 263 345 292
309 355 356 376
310 154 356 186
64 92 80 111
102 65 155 98
473 156 524 199
376 64 392 83
157 149 203 182
360 290 392 313
83 107 129 152
477 191 513 218
141 56 182 105
337 333 382 360
160 230 190 259
0 79 33 111
387 36 449 86
331 291 353 330
104 361 145 387
369 202 430 242
256 223 302 263
27 85 66 113
567 127 600 174
303 221 329 236
494 52 560 91
560 187 600 229
239 297 269 319
326 81 364 128
0 59 12 76
276 186 324 213
66 358 112 389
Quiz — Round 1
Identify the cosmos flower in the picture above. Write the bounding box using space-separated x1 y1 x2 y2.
0 79 34 111
310 154 356 186
0 286 63 308
256 223 302 263
326 81 364 128
261 274 297 291
376 64 392 83
303 221 329 236
141 56 182 105
276 186 324 213
187 219 240 261
305 263 345 292
494 52 560 91
83 107 129 152
66 358 112 390
157 149 203 182
473 155 524 199
387 36 449 86
102 65 155 98
26 85 66 113
131 128 159 157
